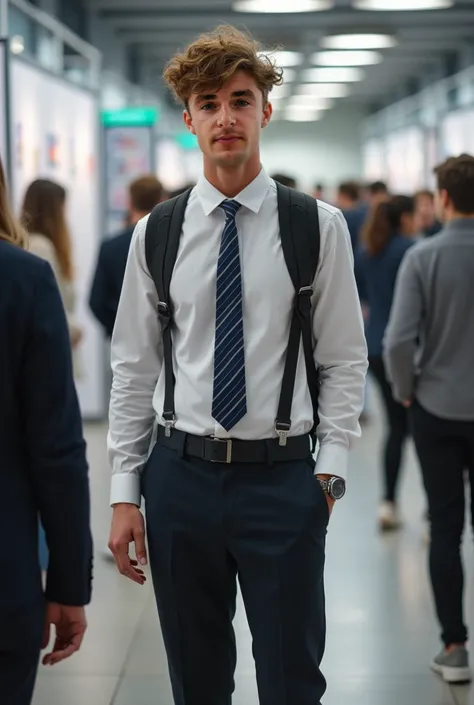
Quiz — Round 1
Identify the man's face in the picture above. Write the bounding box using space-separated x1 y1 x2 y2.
184 71 272 170
416 194 436 229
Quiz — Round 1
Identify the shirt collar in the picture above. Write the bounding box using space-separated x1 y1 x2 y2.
196 167 272 217
444 217 474 236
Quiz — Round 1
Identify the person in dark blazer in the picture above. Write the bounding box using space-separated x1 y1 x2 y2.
355 195 416 531
89 175 164 338
0 156 93 705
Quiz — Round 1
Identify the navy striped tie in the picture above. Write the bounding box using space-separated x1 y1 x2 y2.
212 200 247 432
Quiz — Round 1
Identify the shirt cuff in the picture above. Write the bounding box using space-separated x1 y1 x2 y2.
110 473 142 507
314 443 349 481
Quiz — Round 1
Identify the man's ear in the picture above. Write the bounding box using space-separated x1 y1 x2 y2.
183 109 196 135
261 101 273 129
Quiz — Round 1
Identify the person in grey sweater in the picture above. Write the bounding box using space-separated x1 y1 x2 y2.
384 153 474 685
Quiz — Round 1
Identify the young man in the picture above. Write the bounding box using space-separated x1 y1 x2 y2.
384 154 474 684
108 26 367 705
89 175 164 338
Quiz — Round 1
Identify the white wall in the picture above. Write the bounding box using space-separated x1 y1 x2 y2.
260 107 365 195
10 58 103 419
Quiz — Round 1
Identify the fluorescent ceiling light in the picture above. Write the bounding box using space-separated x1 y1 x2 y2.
295 83 351 98
302 67 365 82
288 96 333 110
322 33 397 50
312 50 382 66
10 35 25 54
234 0 332 11
261 50 303 67
282 68 296 83
354 0 453 9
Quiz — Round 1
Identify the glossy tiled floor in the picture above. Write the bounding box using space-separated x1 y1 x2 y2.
33 393 474 704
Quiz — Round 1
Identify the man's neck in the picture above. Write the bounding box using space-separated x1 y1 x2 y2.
204 158 261 198
445 211 474 223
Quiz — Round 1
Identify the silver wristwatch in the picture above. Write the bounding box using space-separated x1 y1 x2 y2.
318 476 346 501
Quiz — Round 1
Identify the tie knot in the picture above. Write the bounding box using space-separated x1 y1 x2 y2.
219 199 241 220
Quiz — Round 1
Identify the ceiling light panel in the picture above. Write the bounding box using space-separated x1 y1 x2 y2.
262 50 303 67
354 0 453 9
322 33 397 50
285 110 322 122
234 0 333 12
295 83 351 98
312 50 383 66
302 67 365 82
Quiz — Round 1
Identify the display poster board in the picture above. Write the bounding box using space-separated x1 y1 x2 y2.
102 107 157 235
362 138 386 182
385 127 425 193
10 58 103 418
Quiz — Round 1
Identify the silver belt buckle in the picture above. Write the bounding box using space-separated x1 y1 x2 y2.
210 437 233 464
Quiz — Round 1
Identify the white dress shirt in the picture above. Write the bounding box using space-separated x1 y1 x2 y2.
108 169 368 506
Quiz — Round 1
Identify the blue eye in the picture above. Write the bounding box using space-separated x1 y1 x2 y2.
235 100 249 107
201 103 215 111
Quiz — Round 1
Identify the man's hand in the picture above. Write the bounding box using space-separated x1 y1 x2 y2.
42 603 87 666
316 474 336 516
109 503 147 585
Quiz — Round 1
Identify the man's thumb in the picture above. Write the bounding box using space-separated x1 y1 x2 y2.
134 527 148 566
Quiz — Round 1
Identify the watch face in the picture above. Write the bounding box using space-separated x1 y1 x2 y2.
330 478 346 500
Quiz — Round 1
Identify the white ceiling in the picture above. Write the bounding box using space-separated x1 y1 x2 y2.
91 0 474 116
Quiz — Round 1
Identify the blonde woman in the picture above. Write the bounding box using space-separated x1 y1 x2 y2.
0 155 91 703
21 179 83 363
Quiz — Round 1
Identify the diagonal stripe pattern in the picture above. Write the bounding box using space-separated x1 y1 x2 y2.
211 200 247 431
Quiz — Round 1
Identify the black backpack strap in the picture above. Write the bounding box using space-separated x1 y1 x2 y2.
145 188 192 435
275 182 321 452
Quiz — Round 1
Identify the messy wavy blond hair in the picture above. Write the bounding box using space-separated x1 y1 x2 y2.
0 155 28 249
163 25 283 110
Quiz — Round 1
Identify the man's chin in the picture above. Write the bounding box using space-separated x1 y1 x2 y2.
213 152 246 169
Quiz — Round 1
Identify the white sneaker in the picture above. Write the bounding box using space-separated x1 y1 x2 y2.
378 501 401 531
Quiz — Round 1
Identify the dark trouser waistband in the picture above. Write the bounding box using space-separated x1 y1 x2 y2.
156 425 312 464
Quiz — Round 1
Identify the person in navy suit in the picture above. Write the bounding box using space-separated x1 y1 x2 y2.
354 195 416 532
0 156 93 705
89 175 164 338
336 180 368 252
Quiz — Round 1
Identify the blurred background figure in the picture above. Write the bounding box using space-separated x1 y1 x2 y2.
336 180 367 251
366 181 390 208
21 179 82 573
355 195 416 531
0 155 92 705
270 172 298 189
414 189 443 238
89 175 164 340
21 180 82 361
312 183 325 201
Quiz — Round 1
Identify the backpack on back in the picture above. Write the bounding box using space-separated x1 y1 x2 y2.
145 182 321 450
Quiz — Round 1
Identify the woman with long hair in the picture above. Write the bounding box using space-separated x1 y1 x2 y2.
21 179 82 352
0 155 91 702
355 195 417 530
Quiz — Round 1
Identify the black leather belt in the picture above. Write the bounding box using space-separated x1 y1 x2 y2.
156 425 311 464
